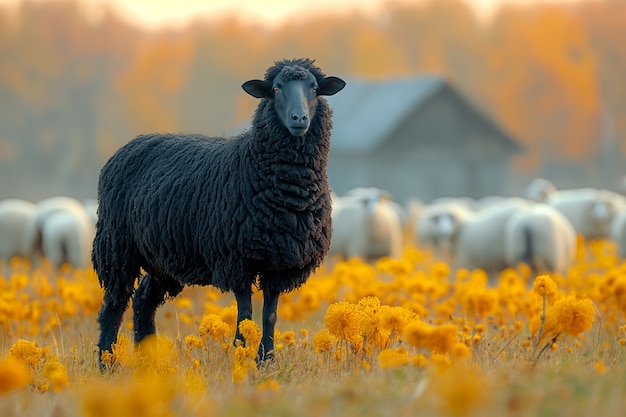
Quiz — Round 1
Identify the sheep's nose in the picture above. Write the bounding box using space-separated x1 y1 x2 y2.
291 113 308 122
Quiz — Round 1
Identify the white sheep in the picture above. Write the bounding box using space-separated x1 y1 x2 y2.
41 205 95 268
346 187 412 242
329 188 404 260
431 198 576 281
504 204 576 276
0 198 36 261
448 199 530 279
413 199 474 258
546 188 625 240
524 177 557 202
22 196 95 267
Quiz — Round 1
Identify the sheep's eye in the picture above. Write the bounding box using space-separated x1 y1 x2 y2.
273 87 280 94
312 86 319 93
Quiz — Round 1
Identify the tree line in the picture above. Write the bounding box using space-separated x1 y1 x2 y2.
0 0 624 198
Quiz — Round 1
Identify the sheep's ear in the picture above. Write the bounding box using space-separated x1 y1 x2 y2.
318 76 346 96
242 79 272 99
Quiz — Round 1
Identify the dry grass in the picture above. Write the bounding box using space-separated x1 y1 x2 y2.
1 239 626 416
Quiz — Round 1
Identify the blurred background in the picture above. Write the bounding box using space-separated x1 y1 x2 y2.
0 0 624 202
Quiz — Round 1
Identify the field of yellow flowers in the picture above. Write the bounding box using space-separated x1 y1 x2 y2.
1 238 626 417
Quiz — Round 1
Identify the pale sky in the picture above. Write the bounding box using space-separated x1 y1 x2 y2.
0 0 584 29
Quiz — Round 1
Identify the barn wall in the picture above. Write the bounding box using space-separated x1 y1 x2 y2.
328 87 520 202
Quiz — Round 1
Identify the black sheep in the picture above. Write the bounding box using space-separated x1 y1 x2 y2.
92 58 345 367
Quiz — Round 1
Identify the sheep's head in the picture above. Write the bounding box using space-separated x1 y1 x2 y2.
242 59 345 137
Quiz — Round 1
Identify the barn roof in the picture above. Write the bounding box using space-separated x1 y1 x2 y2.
326 75 522 154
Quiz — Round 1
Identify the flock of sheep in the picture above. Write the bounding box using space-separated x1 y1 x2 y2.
2 178 625 282
330 177 626 282
0 196 96 268
2 177 625 279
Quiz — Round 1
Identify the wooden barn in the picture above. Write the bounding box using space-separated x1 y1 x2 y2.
326 76 523 203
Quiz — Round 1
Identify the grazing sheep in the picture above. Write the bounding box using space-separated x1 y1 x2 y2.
42 205 95 268
329 187 404 260
546 188 624 240
447 199 528 278
524 177 557 202
21 196 88 262
431 198 576 281
92 58 345 367
345 187 410 230
414 199 474 257
423 198 530 280
504 204 576 276
0 198 36 261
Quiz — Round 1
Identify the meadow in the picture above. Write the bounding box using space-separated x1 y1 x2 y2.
1 239 626 417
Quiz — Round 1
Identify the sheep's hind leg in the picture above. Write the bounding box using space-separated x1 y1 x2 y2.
258 289 279 365
233 287 253 347
132 273 183 344
97 285 133 371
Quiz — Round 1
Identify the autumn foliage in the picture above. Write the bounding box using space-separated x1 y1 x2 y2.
0 0 625 197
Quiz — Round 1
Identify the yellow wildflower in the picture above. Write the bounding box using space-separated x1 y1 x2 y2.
298 286 321 312
532 274 558 297
238 319 262 355
404 320 457 353
430 324 459 354
280 331 296 347
377 347 409 370
376 257 413 276
9 339 44 370
0 356 30 394
358 297 389 347
451 343 471 361
412 353 429 368
324 301 362 343
100 350 113 367
111 333 132 367
232 345 254 384
199 313 231 341
42 360 69 392
462 287 498 318
431 353 452 373
381 306 415 334
474 324 486 334
403 320 434 350
136 334 177 374
546 295 595 338
430 262 450 280
313 329 337 354
219 305 238 334
185 335 205 349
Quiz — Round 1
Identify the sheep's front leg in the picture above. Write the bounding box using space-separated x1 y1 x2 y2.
258 289 279 364
133 273 183 344
234 287 252 347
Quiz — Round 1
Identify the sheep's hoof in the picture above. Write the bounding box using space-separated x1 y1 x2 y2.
256 351 275 369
